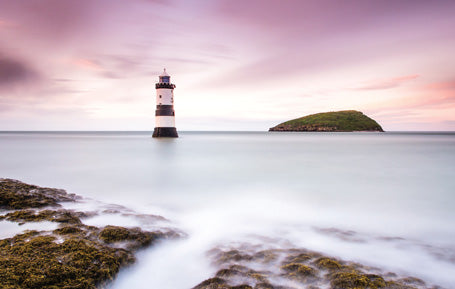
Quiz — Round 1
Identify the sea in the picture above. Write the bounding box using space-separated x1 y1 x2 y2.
0 131 454 288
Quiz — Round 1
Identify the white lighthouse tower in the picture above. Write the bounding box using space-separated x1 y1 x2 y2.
152 69 178 138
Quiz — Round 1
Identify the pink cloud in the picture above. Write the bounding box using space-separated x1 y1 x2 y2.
0 19 10 28
424 79 455 90
72 58 103 71
353 74 419 91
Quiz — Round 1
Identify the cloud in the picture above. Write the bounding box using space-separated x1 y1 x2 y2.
71 54 146 79
0 18 13 29
424 79 455 90
215 0 440 37
0 0 99 40
72 58 103 71
0 54 40 89
353 74 419 91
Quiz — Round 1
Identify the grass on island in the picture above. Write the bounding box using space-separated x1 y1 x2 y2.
271 110 384 132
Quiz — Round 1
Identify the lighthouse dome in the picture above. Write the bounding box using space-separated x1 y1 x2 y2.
159 68 170 83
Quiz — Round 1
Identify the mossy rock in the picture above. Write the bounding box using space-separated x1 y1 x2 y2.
247 272 269 283
1 209 83 224
215 249 254 264
193 277 229 289
216 268 245 278
53 225 84 235
98 225 165 249
314 257 342 271
0 179 181 289
385 281 418 289
330 271 386 289
216 267 269 283
254 283 275 289
281 263 318 282
0 231 135 289
252 250 279 263
398 277 425 286
0 179 76 210
284 253 313 264
205 246 432 289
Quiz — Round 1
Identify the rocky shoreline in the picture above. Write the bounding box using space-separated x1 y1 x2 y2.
0 178 180 289
268 124 379 132
192 245 434 289
0 179 444 289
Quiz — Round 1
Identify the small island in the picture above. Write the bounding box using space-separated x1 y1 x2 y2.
269 110 384 132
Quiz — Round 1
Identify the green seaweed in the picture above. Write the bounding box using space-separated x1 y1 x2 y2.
2 209 83 224
284 253 313 264
215 249 254 264
329 271 386 289
281 263 317 282
314 257 342 271
254 283 275 289
53 226 84 235
252 250 278 263
0 231 135 289
215 266 269 283
98 225 165 249
0 179 75 210
206 247 429 289
192 277 228 289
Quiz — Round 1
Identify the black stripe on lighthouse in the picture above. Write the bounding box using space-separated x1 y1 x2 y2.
153 127 178 137
155 105 175 116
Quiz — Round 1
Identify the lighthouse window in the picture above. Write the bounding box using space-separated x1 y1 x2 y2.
159 95 162 98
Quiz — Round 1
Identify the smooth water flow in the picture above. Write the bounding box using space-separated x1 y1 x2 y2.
0 131 454 288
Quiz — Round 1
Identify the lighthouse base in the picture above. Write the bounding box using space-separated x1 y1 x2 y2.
153 127 178 138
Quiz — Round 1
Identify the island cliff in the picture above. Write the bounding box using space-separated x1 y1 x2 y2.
269 110 384 132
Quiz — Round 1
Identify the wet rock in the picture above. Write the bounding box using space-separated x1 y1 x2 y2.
98 225 170 250
0 230 134 289
254 283 275 289
253 250 279 263
193 277 229 289
384 281 418 289
215 249 254 264
1 209 85 224
399 277 426 286
280 263 318 282
314 257 342 271
283 253 313 264
216 268 246 278
202 245 437 289
0 179 181 289
329 271 386 289
0 179 78 209
53 225 84 235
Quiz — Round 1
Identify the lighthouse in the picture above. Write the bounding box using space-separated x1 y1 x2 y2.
152 69 178 138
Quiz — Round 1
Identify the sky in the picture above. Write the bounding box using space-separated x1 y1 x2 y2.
0 0 454 131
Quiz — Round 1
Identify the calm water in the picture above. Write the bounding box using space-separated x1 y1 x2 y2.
1 131 454 288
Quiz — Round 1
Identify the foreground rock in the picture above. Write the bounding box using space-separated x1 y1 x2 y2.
269 110 384 132
0 178 78 209
0 179 180 289
193 245 440 289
